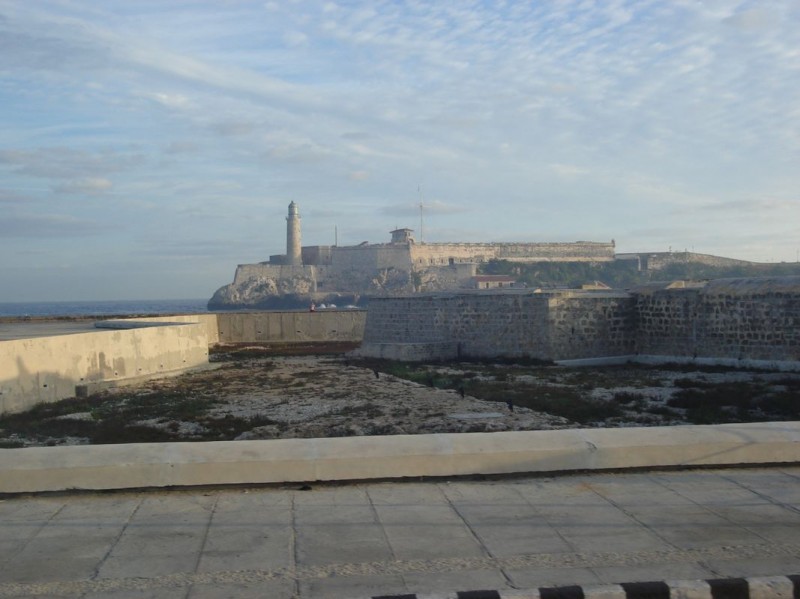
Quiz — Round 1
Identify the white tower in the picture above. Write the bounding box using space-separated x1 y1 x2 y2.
286 201 302 265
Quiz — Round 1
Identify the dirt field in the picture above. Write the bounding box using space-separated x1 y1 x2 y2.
2 343 799 447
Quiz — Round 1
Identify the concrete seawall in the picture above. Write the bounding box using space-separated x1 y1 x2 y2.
0 310 366 415
1 422 798 494
0 322 211 415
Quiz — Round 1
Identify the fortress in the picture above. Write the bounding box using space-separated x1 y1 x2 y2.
354 277 800 368
209 202 617 308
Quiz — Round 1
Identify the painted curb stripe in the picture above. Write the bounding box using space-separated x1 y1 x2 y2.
369 575 800 599
787 574 800 598
708 577 748 599
538 585 585 599
618 581 669 599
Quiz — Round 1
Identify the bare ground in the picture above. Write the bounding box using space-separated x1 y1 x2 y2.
1 343 799 447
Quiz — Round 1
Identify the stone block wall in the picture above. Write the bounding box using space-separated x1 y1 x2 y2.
357 277 800 364
635 278 800 361
549 294 635 360
634 291 700 357
331 245 414 272
450 294 552 359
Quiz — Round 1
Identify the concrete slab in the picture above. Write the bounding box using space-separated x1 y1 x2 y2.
0 321 99 341
0 468 799 599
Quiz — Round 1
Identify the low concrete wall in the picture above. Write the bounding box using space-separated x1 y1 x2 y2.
123 314 221 345
0 322 211 415
1 422 798 493
215 310 365 344
0 311 366 415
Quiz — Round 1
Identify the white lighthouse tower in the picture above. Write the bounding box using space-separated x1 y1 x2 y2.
286 201 302 266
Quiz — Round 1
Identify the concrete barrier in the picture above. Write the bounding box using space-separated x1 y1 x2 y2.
1 422 799 494
215 310 365 344
0 311 366 415
0 321 211 415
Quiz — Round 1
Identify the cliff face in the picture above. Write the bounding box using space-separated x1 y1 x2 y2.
208 270 317 310
208 265 417 310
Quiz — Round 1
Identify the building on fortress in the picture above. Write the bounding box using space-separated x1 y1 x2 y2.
209 202 617 309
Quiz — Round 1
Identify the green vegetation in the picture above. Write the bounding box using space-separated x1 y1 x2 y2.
479 258 800 289
0 384 284 444
367 359 800 427
666 378 800 424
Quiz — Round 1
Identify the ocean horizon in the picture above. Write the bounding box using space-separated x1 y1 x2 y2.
0 299 209 318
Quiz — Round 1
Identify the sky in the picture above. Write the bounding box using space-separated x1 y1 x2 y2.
1 0 799 302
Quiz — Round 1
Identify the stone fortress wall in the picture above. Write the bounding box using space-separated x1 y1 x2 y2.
355 276 800 367
615 251 758 271
209 203 618 307
409 241 616 266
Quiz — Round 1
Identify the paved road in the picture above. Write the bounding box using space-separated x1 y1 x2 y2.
1 467 799 598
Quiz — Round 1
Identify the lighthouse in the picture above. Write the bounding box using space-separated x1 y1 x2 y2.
286 201 302 265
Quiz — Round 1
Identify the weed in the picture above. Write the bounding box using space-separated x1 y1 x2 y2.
0 440 24 448
332 403 384 419
611 391 646 405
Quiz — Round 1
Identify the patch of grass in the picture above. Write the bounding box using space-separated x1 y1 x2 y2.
332 403 384 419
465 380 622 424
198 414 279 439
611 391 649 410
0 440 24 448
666 383 764 424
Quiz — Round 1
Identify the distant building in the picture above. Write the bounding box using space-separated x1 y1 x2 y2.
470 275 517 289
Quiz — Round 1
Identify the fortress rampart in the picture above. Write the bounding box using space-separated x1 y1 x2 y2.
409 241 615 265
355 276 800 367
616 251 758 271
635 278 800 361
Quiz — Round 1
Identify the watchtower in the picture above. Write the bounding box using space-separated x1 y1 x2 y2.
286 201 302 265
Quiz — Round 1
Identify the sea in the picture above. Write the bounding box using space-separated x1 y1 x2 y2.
0 299 209 318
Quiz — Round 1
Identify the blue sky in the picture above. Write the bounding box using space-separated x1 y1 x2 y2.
1 0 799 301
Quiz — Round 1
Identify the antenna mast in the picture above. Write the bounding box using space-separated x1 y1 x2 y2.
418 185 424 243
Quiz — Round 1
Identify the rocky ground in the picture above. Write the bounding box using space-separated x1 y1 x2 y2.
2 343 799 447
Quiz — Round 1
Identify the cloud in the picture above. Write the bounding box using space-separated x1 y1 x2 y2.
210 121 257 137
0 148 143 180
696 198 799 213
0 213 101 238
380 200 468 217
164 141 201 155
348 170 369 181
549 163 590 178
141 91 191 109
0 27 109 71
341 131 374 141
283 31 308 47
723 8 777 32
53 177 113 194
0 189 33 204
